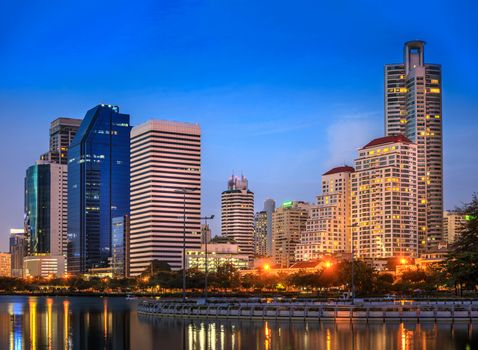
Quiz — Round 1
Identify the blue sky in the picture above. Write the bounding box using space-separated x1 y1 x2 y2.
1 0 478 250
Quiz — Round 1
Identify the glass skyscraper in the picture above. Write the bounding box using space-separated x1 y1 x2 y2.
67 104 131 274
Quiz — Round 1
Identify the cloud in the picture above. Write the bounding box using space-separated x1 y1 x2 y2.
324 112 382 169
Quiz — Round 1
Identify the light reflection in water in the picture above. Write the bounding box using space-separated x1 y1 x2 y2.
47 298 53 350
63 300 69 350
29 300 37 350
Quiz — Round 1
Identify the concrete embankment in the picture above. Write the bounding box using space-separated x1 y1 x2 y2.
138 300 478 322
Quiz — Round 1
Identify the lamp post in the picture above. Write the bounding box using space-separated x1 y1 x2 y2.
200 215 214 303
175 187 199 303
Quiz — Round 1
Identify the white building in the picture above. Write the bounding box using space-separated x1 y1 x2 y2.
221 175 255 259
23 255 66 278
129 120 201 275
295 166 353 261
443 211 466 243
351 135 418 259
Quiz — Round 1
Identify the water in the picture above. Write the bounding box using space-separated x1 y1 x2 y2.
0 296 476 349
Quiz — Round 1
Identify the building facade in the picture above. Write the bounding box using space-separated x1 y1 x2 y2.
0 253 11 277
67 104 131 274
295 166 353 262
9 229 27 277
272 201 310 268
23 255 66 278
351 135 418 259
264 199 276 256
385 41 443 251
221 175 255 258
40 117 82 164
129 120 201 275
253 211 268 256
24 161 68 256
112 215 130 278
443 210 466 244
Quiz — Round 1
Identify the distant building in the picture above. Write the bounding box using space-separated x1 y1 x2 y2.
24 161 68 257
253 211 268 256
129 120 201 275
201 224 212 244
263 199 276 256
186 236 249 272
443 211 466 244
9 229 27 277
351 135 418 259
23 255 66 278
0 253 12 277
295 166 354 261
67 104 131 274
40 117 82 164
221 175 255 258
385 41 443 251
112 215 130 278
272 201 310 268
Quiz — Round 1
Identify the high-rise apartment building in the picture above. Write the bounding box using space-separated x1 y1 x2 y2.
385 41 443 251
40 118 82 164
67 104 131 274
9 229 27 277
264 199 276 256
24 161 68 256
221 175 255 258
272 201 310 268
351 135 418 259
443 210 466 244
130 120 201 275
0 253 11 277
295 166 353 261
253 211 268 256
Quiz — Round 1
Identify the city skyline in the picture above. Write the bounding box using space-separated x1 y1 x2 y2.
2 1 478 250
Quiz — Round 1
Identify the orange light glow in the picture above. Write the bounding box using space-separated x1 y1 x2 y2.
400 258 407 265
324 261 333 269
263 264 271 271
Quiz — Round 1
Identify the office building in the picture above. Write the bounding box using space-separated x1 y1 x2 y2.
295 166 353 261
253 211 268 256
112 215 130 278
9 229 27 277
221 175 255 258
272 201 310 268
201 224 212 244
385 41 443 250
40 117 82 164
130 120 201 275
264 199 276 256
67 104 131 274
24 161 68 256
23 255 66 278
0 253 11 277
351 135 418 259
443 210 466 244
186 236 249 272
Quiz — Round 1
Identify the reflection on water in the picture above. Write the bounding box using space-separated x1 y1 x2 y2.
0 296 476 350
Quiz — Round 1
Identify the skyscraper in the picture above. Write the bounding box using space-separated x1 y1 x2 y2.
253 211 268 256
351 135 418 259
295 166 353 261
385 41 443 251
221 175 255 258
40 118 82 164
272 201 310 268
264 199 276 256
24 161 68 256
67 104 131 274
9 229 26 277
129 120 201 275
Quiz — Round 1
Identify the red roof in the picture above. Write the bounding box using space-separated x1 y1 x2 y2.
362 135 412 149
290 261 322 269
323 166 355 176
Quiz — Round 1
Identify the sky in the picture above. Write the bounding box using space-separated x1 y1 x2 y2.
1 0 478 251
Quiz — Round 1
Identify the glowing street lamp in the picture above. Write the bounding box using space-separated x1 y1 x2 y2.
263 264 271 272
324 261 333 269
399 257 408 265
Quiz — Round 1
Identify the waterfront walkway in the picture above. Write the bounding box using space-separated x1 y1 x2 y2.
137 299 478 322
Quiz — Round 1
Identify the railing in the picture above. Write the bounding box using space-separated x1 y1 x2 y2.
137 300 478 322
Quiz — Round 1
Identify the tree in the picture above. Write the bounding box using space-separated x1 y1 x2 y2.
442 194 478 294
337 260 375 296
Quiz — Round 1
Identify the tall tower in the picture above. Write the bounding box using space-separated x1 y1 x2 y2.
263 199 276 256
221 175 255 258
129 120 201 275
40 117 82 164
351 135 418 259
67 104 131 274
385 41 443 251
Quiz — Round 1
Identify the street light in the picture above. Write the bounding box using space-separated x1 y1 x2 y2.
200 214 214 303
175 187 199 303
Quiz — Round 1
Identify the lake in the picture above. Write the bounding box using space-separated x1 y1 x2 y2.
0 296 476 349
